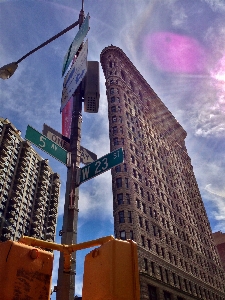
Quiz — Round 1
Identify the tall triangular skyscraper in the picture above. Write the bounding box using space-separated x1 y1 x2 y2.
100 46 225 300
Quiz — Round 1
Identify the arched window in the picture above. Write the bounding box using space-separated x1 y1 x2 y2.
139 90 143 101
121 70 126 81
130 81 134 92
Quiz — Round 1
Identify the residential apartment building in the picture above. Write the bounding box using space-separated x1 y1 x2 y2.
100 46 225 300
0 117 60 242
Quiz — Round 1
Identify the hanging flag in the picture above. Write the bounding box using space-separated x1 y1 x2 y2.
62 13 90 77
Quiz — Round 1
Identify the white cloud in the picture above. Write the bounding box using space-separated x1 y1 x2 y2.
79 170 113 221
204 184 225 231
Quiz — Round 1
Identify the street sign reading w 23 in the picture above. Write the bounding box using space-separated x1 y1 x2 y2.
25 125 67 165
78 148 124 185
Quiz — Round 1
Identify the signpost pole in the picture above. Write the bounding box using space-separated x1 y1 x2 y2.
56 7 84 300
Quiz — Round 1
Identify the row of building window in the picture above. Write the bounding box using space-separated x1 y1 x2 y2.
146 264 223 299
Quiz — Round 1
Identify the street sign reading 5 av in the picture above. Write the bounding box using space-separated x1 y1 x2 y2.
25 125 68 165
78 148 123 184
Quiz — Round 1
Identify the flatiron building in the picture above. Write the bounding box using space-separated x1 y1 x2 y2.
100 46 225 300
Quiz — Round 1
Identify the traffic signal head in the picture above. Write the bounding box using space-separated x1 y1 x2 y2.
82 238 140 300
0 240 53 300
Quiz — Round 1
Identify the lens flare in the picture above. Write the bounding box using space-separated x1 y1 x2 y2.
211 55 225 82
143 32 207 74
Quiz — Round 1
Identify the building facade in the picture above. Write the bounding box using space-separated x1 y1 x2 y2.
100 46 225 300
0 117 60 243
213 231 225 272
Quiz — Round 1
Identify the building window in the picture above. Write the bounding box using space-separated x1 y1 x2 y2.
121 70 126 81
123 163 127 172
110 88 114 94
148 285 157 300
139 216 143 227
112 126 118 134
125 178 129 188
120 230 126 240
145 220 149 231
116 177 122 188
141 235 145 247
144 258 148 271
130 230 134 240
126 193 130 204
142 203 146 213
136 199 140 208
112 116 117 122
164 291 171 300
118 211 125 223
113 137 119 145
117 193 123 205
172 273 176 285
128 211 132 223
147 239 151 250
111 96 115 103
159 266 163 281
115 165 121 172
130 81 135 92
151 262 155 275
164 269 169 283
111 106 116 112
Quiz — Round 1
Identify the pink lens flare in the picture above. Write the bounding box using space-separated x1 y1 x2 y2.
143 32 207 74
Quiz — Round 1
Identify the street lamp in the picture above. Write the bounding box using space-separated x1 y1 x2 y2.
1 2 87 300
0 62 18 79
0 19 80 79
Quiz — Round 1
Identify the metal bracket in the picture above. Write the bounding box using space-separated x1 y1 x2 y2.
67 152 71 167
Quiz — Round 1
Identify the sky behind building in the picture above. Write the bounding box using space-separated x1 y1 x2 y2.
1 0 225 297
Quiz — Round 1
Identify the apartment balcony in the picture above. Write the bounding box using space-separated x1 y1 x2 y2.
36 190 46 198
31 228 41 235
7 205 19 213
2 226 15 235
0 204 5 212
10 193 22 202
31 221 41 229
48 213 57 220
48 218 56 226
45 232 54 240
33 214 42 222
47 226 55 234
49 207 57 215
50 201 58 209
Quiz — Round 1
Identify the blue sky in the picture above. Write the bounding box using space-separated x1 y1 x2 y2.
1 0 225 297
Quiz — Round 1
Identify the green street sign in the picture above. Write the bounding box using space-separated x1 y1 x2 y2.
25 125 67 165
78 148 124 184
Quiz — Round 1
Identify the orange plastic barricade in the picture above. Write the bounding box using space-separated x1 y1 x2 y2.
0 240 53 300
82 239 140 300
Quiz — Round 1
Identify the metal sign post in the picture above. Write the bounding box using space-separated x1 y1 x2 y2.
56 5 85 300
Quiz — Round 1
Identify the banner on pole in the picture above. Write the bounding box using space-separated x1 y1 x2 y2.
61 39 88 112
62 13 89 77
